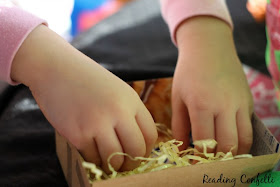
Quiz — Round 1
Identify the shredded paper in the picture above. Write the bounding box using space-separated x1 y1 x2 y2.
82 124 252 183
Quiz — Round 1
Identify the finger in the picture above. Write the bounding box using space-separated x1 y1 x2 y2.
116 117 147 171
189 108 215 153
215 110 238 155
236 108 253 154
135 106 158 157
96 128 124 173
79 138 102 166
171 97 191 150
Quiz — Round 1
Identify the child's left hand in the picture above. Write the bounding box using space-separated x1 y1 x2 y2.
171 17 254 155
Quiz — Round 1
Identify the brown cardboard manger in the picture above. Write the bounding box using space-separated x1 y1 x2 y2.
56 77 280 187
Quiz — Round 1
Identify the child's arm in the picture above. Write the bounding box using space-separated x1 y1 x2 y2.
161 0 253 154
0 5 47 84
1 6 158 172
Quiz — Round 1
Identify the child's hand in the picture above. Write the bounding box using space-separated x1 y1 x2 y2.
11 25 158 173
172 17 253 155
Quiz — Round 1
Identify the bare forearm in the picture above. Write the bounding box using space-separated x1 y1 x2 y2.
10 25 94 89
176 16 237 64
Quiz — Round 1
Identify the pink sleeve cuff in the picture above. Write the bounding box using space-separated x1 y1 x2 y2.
160 0 233 45
0 5 47 85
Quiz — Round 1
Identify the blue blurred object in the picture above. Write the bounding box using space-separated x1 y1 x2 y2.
71 0 108 36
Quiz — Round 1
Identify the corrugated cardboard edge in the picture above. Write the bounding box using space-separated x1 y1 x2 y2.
251 113 279 155
56 132 91 187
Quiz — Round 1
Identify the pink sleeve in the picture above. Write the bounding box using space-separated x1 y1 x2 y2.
0 5 47 85
160 0 233 45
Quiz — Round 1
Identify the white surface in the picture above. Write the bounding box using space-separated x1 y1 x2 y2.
16 0 74 40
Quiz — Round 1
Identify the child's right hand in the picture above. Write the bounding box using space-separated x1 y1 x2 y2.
11 25 158 173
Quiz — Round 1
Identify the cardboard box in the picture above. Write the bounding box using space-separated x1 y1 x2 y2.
56 77 280 187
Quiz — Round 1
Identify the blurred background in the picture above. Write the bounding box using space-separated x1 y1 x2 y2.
13 0 134 40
